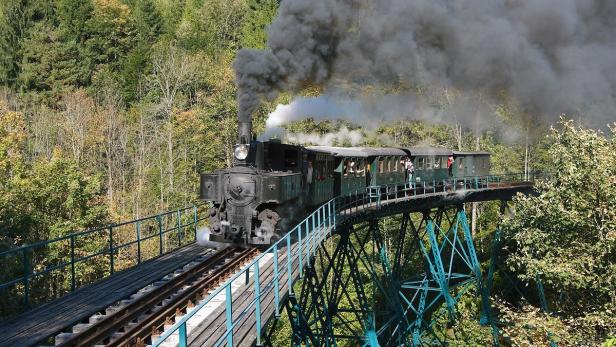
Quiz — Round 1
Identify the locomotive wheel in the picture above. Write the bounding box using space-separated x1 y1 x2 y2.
258 209 280 224
254 209 280 243
257 220 275 235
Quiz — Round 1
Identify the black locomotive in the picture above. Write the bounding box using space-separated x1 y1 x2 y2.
199 120 491 246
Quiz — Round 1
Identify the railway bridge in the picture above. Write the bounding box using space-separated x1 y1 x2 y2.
0 173 548 346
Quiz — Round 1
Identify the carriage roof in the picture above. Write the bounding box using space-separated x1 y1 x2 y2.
405 147 453 156
453 150 491 156
307 146 407 158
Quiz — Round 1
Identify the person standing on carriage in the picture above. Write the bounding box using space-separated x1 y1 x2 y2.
405 157 414 184
447 155 454 177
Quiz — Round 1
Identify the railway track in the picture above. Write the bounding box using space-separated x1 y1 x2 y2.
54 247 258 347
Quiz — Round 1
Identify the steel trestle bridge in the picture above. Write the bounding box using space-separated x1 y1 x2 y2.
152 173 549 346
0 173 554 346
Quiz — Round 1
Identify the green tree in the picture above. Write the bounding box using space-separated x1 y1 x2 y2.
56 0 94 43
152 0 186 35
0 102 108 246
0 0 28 85
239 0 278 49
119 44 151 102
176 0 248 55
17 22 92 92
116 0 162 102
26 149 108 241
502 120 616 344
131 0 162 43
86 0 137 68
0 102 28 244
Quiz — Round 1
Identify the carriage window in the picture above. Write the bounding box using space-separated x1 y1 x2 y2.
356 160 365 177
313 157 326 180
378 158 385 173
434 157 441 169
417 157 425 170
284 149 298 168
343 160 349 176
393 157 399 172
458 158 464 169
385 158 391 172
482 157 487 169
426 157 433 170
347 160 356 176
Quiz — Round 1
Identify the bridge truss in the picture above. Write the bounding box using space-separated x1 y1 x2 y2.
285 205 494 346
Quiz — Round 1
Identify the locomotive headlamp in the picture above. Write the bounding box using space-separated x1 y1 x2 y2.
234 144 249 161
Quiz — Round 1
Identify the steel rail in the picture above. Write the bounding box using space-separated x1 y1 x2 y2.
56 247 258 347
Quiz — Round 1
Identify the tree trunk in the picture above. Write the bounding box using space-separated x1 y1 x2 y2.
167 121 174 197
159 149 164 209
107 144 113 206
136 113 145 217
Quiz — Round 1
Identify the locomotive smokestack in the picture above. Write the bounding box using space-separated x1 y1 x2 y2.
238 120 252 145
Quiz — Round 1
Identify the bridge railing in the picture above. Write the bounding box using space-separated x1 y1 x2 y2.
154 172 546 346
0 203 208 316
335 171 547 222
153 198 337 347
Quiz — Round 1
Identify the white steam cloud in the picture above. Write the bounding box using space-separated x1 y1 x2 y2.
261 93 505 142
285 127 364 146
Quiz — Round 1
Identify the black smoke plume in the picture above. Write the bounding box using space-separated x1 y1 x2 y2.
235 0 616 127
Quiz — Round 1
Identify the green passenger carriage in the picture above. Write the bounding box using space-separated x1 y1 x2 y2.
406 147 453 184
306 150 335 205
307 147 367 196
452 151 491 178
306 147 407 196
365 148 407 187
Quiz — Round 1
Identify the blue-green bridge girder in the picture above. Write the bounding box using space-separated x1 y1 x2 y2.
287 205 493 346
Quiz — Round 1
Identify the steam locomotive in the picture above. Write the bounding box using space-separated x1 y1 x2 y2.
199 120 490 246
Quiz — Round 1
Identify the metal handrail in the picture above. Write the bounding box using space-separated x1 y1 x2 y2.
0 203 207 314
153 172 546 347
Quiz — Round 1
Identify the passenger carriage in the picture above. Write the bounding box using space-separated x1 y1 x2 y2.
404 147 453 188
452 151 491 188
306 147 408 196
305 149 335 206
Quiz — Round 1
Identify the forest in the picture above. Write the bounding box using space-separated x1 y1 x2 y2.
0 0 614 345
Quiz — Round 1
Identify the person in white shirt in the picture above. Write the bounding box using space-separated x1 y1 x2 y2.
405 158 415 183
